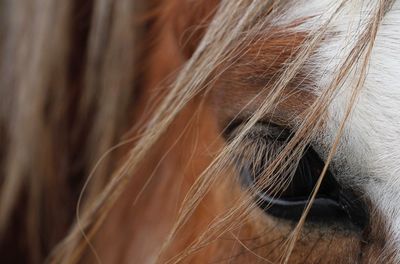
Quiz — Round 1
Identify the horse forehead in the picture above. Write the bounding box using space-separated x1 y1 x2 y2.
316 2 400 183
279 0 400 170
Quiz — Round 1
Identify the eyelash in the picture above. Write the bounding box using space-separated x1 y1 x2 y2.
228 122 368 229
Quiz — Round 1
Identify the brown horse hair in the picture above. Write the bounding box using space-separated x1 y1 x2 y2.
0 0 395 263
0 0 147 262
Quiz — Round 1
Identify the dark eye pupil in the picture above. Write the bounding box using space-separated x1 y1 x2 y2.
280 147 337 199
235 123 368 230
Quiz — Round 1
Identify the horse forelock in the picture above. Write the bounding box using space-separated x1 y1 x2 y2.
105 0 400 262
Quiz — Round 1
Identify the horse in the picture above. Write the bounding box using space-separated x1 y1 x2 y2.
0 0 399 263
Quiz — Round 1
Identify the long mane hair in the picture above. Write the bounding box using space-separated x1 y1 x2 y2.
0 0 394 263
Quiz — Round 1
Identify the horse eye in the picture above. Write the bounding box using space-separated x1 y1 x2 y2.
233 123 368 230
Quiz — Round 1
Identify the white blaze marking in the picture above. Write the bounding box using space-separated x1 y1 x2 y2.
280 0 400 259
